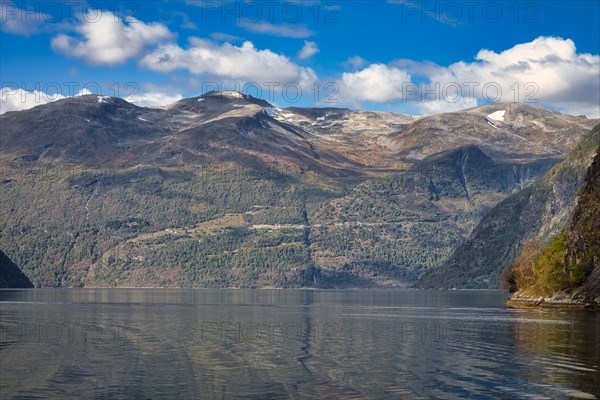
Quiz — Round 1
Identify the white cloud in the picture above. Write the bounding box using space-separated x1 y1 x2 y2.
343 56 368 70
415 97 479 115
0 87 183 114
1 89 63 114
336 37 600 118
0 1 52 36
423 36 600 117
298 41 319 60
460 37 599 117
51 10 174 65
338 64 412 103
126 91 184 107
140 38 317 85
237 20 313 38
76 88 93 96
0 88 93 114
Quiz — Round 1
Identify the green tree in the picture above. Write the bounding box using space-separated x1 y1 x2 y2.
533 234 568 296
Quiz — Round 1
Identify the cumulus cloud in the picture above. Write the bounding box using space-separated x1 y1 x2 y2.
428 36 600 117
337 37 600 117
125 91 184 107
298 41 319 59
415 97 479 115
0 88 93 114
0 1 53 36
140 38 317 85
51 10 174 65
338 64 412 103
237 20 313 38
0 87 184 114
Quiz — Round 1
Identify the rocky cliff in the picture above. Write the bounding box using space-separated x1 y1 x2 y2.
506 147 599 309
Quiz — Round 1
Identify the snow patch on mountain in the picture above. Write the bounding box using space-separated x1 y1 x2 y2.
263 106 280 117
487 110 506 122
217 91 244 99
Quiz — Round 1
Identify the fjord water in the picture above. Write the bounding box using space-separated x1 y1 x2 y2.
1 290 598 399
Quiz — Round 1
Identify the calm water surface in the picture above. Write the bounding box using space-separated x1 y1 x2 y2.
1 289 599 399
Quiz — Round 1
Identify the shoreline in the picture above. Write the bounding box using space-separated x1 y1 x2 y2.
506 292 599 311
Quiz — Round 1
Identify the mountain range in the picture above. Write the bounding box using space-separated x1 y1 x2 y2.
0 91 598 288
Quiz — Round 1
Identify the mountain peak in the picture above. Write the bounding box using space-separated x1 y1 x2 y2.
198 91 274 108
201 90 245 99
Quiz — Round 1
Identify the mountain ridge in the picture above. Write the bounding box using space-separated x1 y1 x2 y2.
1 93 598 288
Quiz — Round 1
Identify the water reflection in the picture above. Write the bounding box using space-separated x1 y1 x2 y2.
1 289 598 399
509 308 600 399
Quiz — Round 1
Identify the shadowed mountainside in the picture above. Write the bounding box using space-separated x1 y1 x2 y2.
0 250 33 288
415 124 600 289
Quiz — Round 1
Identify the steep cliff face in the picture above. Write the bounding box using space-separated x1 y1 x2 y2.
415 124 600 289
564 148 600 302
505 148 599 308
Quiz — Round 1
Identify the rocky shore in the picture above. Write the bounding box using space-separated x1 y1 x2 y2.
507 291 599 310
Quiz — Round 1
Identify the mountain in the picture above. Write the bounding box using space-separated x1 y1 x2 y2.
384 103 595 163
2 95 595 175
415 124 600 289
0 92 598 288
0 250 33 288
0 91 413 177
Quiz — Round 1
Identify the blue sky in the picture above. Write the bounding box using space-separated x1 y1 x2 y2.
1 0 599 116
